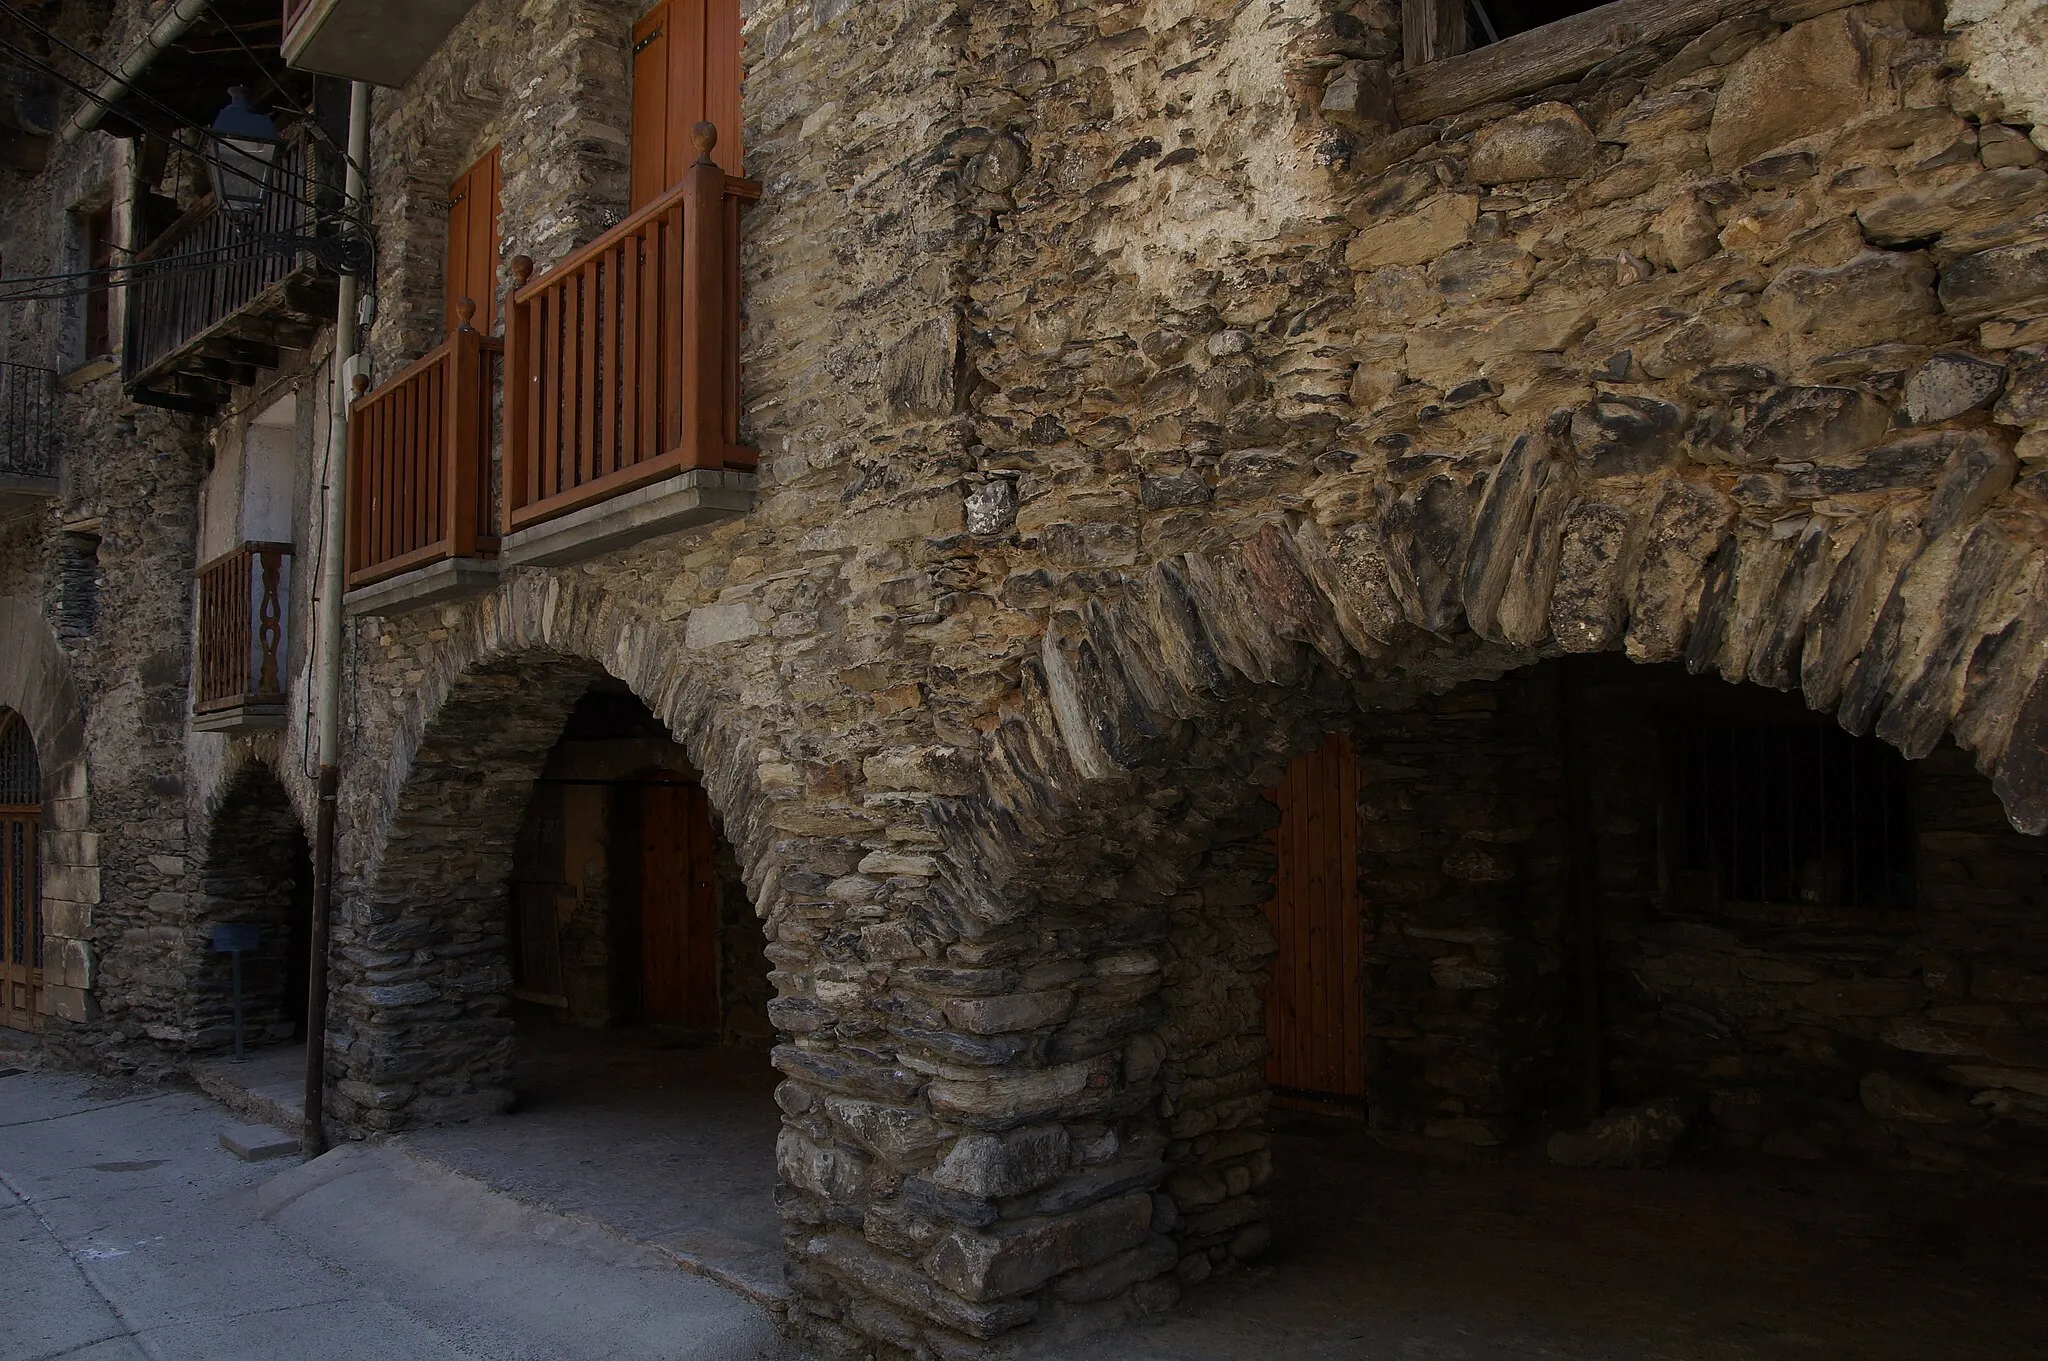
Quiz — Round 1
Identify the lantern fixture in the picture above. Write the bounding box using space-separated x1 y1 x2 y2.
206 87 280 216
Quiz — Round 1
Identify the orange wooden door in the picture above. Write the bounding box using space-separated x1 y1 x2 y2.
630 0 742 210
640 778 719 1029
1264 731 1365 1106
445 145 503 334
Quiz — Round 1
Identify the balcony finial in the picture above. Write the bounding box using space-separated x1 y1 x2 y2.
692 121 717 165
509 254 533 287
455 296 476 331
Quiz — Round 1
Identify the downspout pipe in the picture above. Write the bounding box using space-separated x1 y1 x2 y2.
302 77 370 1158
59 0 214 144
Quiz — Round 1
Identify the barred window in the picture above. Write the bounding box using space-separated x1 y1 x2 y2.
0 712 37 807
1673 721 1915 912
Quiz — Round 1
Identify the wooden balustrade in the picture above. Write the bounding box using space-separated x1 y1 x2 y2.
346 302 503 588
195 543 293 715
504 123 759 534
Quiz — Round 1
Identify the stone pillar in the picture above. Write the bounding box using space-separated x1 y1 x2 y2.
1358 677 1569 1151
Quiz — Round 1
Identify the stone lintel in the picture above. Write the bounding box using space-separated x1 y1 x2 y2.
498 469 756 569
0 473 56 517
344 556 500 618
191 702 289 735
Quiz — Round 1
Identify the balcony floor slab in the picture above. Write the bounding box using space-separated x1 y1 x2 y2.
345 556 500 619
499 469 755 570
0 474 57 518
192 703 288 735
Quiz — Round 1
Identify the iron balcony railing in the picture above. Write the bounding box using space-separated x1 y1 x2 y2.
122 125 340 411
0 363 56 479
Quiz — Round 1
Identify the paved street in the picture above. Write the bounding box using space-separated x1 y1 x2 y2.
0 1068 794 1361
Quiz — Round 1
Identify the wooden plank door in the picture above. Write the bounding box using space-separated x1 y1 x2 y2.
0 808 41 1032
1263 731 1365 1107
630 0 742 211
639 778 719 1030
445 145 503 335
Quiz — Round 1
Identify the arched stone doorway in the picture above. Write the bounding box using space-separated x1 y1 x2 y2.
195 763 314 1053
0 598 94 1034
775 488 2048 1354
329 641 784 1290
332 651 776 1132
0 710 43 1031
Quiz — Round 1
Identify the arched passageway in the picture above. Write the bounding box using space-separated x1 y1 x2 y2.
195 765 313 1054
330 651 782 1290
1119 656 2048 1358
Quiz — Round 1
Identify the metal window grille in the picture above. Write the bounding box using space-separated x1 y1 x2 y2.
1677 721 1915 911
0 714 38 806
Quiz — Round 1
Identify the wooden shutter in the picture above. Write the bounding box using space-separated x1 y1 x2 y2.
1264 731 1366 1107
629 0 741 211
444 145 503 335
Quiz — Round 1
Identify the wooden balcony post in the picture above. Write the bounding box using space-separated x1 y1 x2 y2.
447 298 481 559
503 255 533 536
345 371 369 581
679 122 727 472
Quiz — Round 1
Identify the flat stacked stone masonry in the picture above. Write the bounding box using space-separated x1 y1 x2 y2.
117 0 2048 1358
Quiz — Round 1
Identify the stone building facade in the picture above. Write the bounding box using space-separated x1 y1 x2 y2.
3 0 2048 1355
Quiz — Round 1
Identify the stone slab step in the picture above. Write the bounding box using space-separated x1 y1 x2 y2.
220 1123 302 1162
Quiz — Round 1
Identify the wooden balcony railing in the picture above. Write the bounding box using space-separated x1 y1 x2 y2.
124 126 338 412
503 124 758 534
346 301 503 588
195 542 293 715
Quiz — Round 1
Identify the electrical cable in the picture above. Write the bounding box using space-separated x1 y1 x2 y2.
0 0 367 185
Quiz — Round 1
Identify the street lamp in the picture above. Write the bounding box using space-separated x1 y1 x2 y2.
207 86 280 216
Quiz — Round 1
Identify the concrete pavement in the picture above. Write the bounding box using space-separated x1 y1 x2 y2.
0 1068 797 1361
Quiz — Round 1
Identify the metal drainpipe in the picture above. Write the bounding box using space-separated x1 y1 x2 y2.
59 0 215 145
302 78 371 1158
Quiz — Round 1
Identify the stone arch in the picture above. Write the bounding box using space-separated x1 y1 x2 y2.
0 596 96 1026
329 575 789 1133
776 451 2048 1351
193 757 315 1052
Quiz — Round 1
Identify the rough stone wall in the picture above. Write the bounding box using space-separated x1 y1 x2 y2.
193 763 312 1050
328 651 601 1131
716 822 775 1048
219 0 2048 1356
1352 676 1569 1150
1580 666 2048 1177
0 0 343 1077
360 0 641 370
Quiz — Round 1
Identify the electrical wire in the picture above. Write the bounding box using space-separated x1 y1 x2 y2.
0 0 368 185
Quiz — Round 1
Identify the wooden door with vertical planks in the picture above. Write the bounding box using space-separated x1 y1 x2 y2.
0 713 42 1032
1264 731 1365 1108
639 777 719 1030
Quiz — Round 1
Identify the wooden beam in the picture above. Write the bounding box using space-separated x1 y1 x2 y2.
195 336 283 370
1392 0 1862 128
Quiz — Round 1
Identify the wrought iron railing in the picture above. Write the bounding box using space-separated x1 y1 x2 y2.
0 363 56 479
195 542 293 714
123 126 335 393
